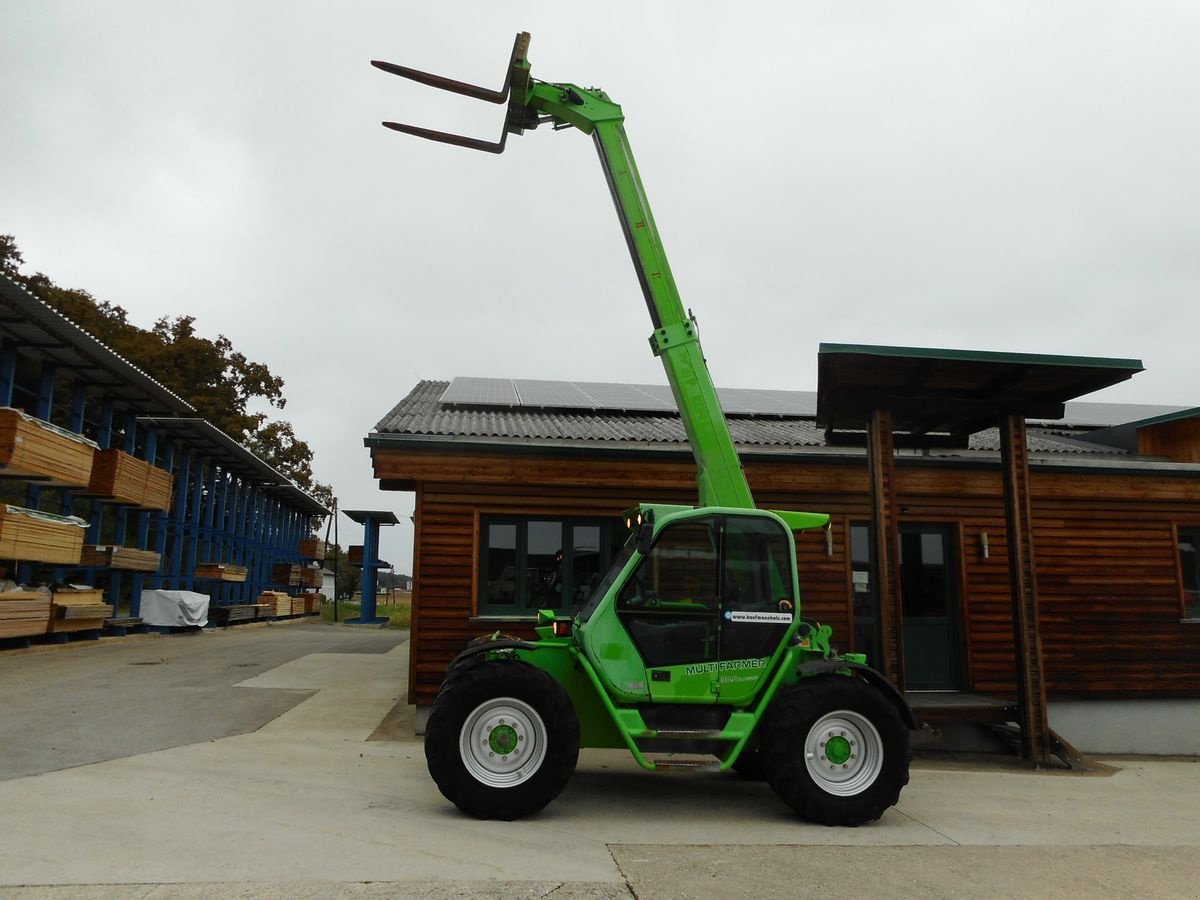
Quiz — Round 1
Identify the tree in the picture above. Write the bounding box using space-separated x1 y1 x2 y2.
1 234 334 505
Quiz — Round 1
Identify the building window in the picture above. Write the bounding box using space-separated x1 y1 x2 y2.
479 516 619 618
1179 527 1200 620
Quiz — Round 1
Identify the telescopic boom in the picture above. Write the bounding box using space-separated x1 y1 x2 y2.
374 32 754 510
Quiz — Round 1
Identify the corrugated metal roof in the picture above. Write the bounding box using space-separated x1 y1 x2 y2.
0 274 194 416
372 379 1145 457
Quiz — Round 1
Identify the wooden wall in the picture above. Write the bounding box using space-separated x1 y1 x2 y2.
374 446 1200 707
1140 418 1200 464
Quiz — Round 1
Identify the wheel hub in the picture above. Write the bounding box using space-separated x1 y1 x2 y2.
803 709 884 796
459 696 547 788
488 722 520 755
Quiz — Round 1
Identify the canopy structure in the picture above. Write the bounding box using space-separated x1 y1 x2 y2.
341 509 400 625
817 343 1144 446
816 343 1143 765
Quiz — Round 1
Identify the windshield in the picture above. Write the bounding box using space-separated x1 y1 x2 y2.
575 533 636 623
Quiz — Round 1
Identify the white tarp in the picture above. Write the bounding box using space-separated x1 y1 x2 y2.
140 589 209 627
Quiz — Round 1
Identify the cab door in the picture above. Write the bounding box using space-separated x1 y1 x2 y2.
615 515 722 702
715 514 797 704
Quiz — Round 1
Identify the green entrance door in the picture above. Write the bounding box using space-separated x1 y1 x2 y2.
899 524 961 691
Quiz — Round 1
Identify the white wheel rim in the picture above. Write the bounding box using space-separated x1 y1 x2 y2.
803 709 884 796
459 696 547 788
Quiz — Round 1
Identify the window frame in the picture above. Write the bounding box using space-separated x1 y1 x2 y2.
475 513 619 620
1174 523 1200 623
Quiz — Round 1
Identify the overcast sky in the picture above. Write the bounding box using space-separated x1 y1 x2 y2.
3 2 1198 573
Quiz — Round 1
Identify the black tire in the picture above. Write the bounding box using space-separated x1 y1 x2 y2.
731 746 766 780
424 659 579 820
763 677 909 826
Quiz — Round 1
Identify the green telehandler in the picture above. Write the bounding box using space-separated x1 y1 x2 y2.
374 32 914 826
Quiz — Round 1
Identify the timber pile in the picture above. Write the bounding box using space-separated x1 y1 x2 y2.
299 537 326 559
0 506 88 565
296 592 322 614
194 563 247 582
299 566 321 589
0 588 51 639
256 591 292 617
0 408 97 487
50 586 113 633
83 449 173 511
209 604 256 625
80 544 161 572
348 545 364 566
272 563 301 587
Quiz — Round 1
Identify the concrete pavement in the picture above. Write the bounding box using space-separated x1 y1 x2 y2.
1 620 1198 898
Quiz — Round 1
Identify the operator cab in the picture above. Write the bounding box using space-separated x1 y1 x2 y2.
576 505 819 705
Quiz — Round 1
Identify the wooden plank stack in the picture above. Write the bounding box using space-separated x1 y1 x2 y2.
299 537 326 559
209 604 256 625
348 545 364 566
299 566 321 589
83 449 173 511
50 586 113 633
194 563 247 582
80 544 162 572
256 591 292 617
272 563 301 587
0 407 97 488
296 592 322 614
0 506 88 565
0 588 51 639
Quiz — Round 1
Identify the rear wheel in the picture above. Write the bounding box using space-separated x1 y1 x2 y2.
425 659 579 820
763 677 909 826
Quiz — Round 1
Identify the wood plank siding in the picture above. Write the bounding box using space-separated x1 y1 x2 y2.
374 446 1200 707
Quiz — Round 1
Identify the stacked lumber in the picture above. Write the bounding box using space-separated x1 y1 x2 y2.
83 449 173 511
256 591 291 617
299 537 326 559
299 566 321 588
250 603 272 620
296 592 322 614
0 407 97 488
209 604 256 625
194 563 247 582
50 586 113 633
272 563 301 587
348 545 364 566
0 588 51 639
80 544 161 572
0 506 88 565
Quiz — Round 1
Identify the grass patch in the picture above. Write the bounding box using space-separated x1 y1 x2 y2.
321 592 411 629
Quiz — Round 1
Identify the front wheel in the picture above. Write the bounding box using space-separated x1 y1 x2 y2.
763 677 909 826
425 659 579 820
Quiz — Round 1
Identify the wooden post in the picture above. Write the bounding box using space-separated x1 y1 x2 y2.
867 409 905 689
1000 415 1051 765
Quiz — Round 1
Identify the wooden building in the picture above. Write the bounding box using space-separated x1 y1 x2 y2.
368 362 1200 754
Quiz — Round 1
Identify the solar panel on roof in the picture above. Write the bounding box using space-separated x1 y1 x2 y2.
514 379 596 409
440 378 815 418
440 377 520 405
576 381 676 411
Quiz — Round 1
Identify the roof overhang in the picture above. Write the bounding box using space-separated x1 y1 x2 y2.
0 274 194 416
342 509 401 526
138 416 328 517
817 343 1144 445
